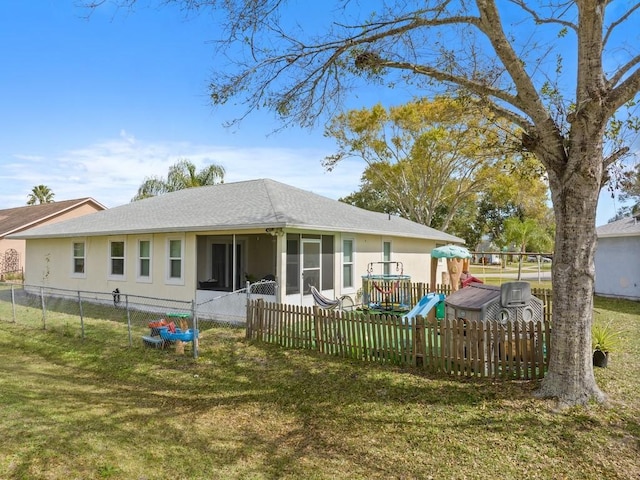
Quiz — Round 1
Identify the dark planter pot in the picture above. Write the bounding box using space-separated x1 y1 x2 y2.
593 349 609 368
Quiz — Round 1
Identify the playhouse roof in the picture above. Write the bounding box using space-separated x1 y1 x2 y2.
445 283 501 310
431 244 472 259
11 179 465 243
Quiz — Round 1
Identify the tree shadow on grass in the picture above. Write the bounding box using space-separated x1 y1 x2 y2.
1 321 639 479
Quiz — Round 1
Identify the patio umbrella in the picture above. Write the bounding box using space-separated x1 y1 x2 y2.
431 244 472 259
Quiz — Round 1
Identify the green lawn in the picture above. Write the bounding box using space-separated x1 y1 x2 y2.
0 295 639 479
469 263 553 289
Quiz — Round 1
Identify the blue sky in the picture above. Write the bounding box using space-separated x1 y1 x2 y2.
0 1 628 225
0 1 366 210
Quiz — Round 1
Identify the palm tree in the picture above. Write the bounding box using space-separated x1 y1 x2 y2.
131 159 225 201
26 185 55 205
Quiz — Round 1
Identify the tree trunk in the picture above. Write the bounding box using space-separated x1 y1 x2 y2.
517 247 523 281
536 141 606 407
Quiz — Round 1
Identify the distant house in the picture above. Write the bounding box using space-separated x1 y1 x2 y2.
474 239 502 265
595 214 640 300
11 179 464 312
0 198 106 278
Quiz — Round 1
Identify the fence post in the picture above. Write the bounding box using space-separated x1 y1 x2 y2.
313 306 323 353
246 282 252 339
78 291 85 339
125 294 133 347
413 316 424 367
40 286 47 330
10 284 16 323
251 298 264 342
191 300 199 359
246 299 253 340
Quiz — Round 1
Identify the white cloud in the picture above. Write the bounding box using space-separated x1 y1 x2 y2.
0 134 364 208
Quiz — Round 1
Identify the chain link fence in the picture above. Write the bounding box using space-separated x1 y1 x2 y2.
0 283 202 357
0 280 278 358
195 279 278 324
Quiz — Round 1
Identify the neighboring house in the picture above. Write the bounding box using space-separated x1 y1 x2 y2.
474 239 502 265
595 214 640 300
10 179 464 312
0 198 106 278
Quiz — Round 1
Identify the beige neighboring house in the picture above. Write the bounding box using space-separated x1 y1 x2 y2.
10 179 464 315
0 198 106 279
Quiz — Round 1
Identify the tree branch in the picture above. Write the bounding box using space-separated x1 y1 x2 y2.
603 146 631 169
608 54 640 90
507 0 578 33
607 68 640 114
475 1 557 131
603 3 640 46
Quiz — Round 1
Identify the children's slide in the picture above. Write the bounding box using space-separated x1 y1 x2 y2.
402 292 446 324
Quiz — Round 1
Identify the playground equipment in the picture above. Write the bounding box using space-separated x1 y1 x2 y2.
402 292 446 324
361 261 411 313
444 281 544 323
142 313 199 354
430 244 473 292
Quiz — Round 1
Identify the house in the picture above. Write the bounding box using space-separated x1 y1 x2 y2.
474 238 502 265
595 213 640 300
10 179 464 315
0 198 106 279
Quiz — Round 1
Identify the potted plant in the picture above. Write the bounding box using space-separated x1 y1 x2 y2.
592 321 620 368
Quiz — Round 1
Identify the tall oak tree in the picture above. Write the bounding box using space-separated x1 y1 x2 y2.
94 1 640 408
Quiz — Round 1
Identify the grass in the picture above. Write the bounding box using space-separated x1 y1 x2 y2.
469 263 553 289
0 295 639 479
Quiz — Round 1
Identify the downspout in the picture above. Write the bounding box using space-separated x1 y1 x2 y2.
232 233 237 291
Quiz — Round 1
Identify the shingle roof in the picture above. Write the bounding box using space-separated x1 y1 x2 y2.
596 214 640 238
11 179 464 243
0 198 106 237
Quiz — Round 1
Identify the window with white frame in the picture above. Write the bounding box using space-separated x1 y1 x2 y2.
435 243 445 265
167 238 183 283
72 241 85 276
109 240 125 277
342 238 354 289
137 239 152 281
383 241 391 275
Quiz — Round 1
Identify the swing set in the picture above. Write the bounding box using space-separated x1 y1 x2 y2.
361 261 412 313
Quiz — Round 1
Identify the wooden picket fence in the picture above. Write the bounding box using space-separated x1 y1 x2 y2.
246 299 551 380
361 282 552 323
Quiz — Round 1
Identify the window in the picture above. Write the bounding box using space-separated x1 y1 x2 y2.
110 240 125 277
321 235 334 290
342 239 354 289
286 234 300 295
137 239 151 281
383 241 391 275
72 241 85 276
167 238 183 283
435 243 445 265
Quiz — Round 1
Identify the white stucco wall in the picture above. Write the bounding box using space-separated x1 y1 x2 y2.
24 233 197 303
24 229 457 307
594 236 640 300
